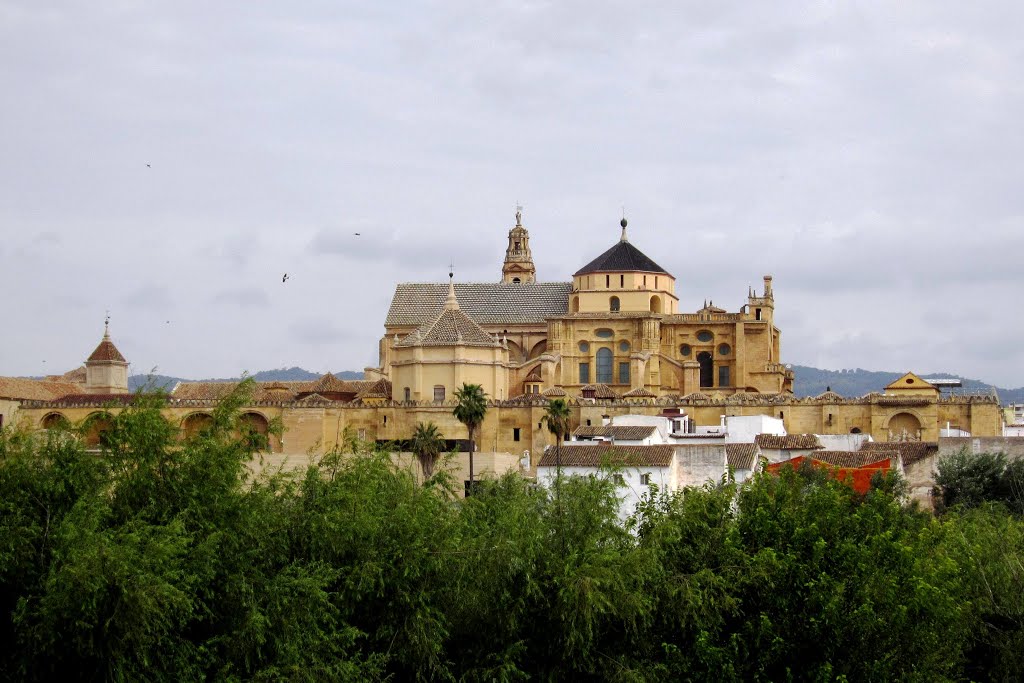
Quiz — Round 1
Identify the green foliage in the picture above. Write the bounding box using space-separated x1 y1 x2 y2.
935 449 1024 514
410 422 444 481
452 383 487 448
2 391 1023 680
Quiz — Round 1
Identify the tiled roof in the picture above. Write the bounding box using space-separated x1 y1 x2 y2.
816 390 844 401
171 380 309 401
579 384 620 399
572 425 658 441
386 282 572 326
539 444 675 468
44 367 87 383
48 393 138 407
542 387 567 397
755 434 823 450
355 378 392 399
396 307 500 348
573 240 670 276
681 392 712 401
860 441 938 466
726 443 759 470
812 451 893 468
622 387 657 398
309 372 351 394
0 377 86 401
87 337 126 363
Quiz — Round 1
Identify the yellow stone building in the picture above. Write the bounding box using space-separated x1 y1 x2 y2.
0 211 1004 475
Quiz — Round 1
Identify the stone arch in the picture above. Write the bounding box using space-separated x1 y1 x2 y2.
181 412 214 440
528 340 547 360
650 295 662 313
696 351 713 388
41 412 70 430
850 427 862 434
886 412 922 441
609 296 620 312
238 411 275 452
82 411 114 448
504 339 525 363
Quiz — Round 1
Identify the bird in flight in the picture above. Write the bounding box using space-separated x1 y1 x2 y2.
146 164 151 168
354 232 361 236
282 274 289 283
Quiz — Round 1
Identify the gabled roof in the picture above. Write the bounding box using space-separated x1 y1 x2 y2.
755 434 823 450
539 444 675 468
385 282 571 327
622 387 658 398
884 372 938 393
573 240 670 277
812 451 893 468
308 372 351 394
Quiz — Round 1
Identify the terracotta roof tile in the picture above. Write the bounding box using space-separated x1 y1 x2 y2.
579 384 620 399
681 391 712 401
396 308 500 348
539 444 675 468
542 387 567 397
0 377 85 401
755 434 823 450
572 425 658 441
386 282 572 327
622 387 657 398
812 450 893 468
87 338 126 363
860 441 938 466
726 443 759 470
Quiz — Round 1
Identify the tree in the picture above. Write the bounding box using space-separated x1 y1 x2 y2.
410 422 444 481
453 383 487 494
541 398 572 485
935 448 1024 514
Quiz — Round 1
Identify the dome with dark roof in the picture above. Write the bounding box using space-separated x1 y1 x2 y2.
573 236 670 277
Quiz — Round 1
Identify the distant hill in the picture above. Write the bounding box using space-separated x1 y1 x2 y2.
127 367 364 392
126 365 1024 404
790 365 1024 403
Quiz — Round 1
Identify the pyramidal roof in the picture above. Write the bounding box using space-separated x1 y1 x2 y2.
396 279 501 348
86 325 126 363
573 219 670 276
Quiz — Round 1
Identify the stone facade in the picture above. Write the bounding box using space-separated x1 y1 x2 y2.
0 211 1008 490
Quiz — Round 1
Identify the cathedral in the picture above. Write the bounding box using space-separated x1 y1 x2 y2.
376 211 791 403
0 211 1005 480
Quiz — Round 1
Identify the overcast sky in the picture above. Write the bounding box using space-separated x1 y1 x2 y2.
2 1 1022 386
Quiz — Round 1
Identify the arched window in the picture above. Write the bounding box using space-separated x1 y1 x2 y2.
850 427 862 434
596 348 613 383
697 351 713 388
609 296 620 312
572 296 580 313
41 413 69 430
512 277 521 283
650 295 662 313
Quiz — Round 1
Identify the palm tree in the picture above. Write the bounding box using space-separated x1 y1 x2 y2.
542 398 572 487
453 383 488 494
410 421 444 482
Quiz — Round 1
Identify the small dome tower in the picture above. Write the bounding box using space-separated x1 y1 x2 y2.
85 317 129 394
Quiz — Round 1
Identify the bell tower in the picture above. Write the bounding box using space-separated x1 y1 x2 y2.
501 206 536 284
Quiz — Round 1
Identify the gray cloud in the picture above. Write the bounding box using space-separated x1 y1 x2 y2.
2 1 1023 386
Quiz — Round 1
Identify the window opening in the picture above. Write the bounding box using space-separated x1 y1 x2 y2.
619 362 630 384
579 362 590 384
596 348 613 383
